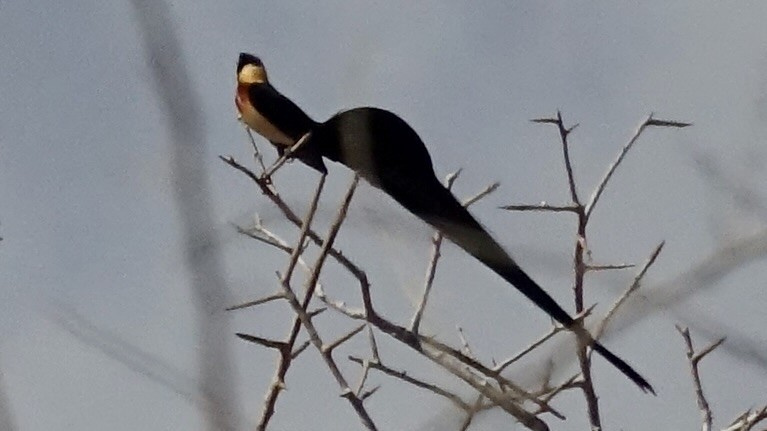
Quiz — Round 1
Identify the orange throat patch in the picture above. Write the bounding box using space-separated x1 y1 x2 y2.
235 84 293 146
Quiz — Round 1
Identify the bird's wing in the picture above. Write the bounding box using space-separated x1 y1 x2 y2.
247 84 315 140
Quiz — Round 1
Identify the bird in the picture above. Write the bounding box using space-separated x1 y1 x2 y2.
235 52 327 173
232 53 652 393
304 107 654 394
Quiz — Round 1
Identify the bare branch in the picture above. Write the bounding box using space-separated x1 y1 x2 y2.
595 241 665 339
352 358 372 397
235 333 287 351
646 118 692 128
495 325 565 373
233 223 294 254
411 170 461 333
676 326 720 431
325 324 366 353
461 182 500 207
585 114 690 219
226 292 284 311
243 127 268 172
556 111 582 205
257 174 376 429
411 172 500 333
348 356 473 411
585 263 635 271
722 406 767 431
221 155 370 289
261 131 313 181
499 203 580 213
255 174 329 430
290 341 311 360
457 395 486 431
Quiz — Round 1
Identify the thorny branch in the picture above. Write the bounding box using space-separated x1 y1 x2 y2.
676 326 722 431
675 327 765 431
513 112 688 428
225 112 740 431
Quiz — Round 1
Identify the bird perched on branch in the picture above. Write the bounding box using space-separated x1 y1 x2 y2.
235 52 327 173
234 53 653 394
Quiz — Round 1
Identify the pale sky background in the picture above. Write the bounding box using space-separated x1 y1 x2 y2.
2 1 767 430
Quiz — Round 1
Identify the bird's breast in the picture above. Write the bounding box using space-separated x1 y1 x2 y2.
236 85 293 146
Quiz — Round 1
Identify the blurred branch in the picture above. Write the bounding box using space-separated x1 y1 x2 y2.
611 228 767 362
45 302 229 420
130 1 238 430
0 358 16 431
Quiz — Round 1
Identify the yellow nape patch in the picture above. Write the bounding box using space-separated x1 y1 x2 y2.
237 63 267 84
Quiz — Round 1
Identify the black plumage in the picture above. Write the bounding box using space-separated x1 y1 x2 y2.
308 107 654 394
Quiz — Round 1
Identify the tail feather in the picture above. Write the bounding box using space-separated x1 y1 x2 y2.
407 181 654 393
320 107 653 393
593 342 655 394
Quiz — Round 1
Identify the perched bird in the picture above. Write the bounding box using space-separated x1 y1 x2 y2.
305 107 654 394
235 52 327 173
233 52 652 392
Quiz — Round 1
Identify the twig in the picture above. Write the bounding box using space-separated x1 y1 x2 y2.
261 131 313 181
352 357 373 397
304 195 568 422
499 203 580 213
256 174 328 431
411 175 500 333
456 326 475 358
348 356 473 411
238 165 563 428
367 313 559 428
325 324 366 353
457 394 486 431
462 182 500 207
530 113 688 427
585 114 691 219
556 112 581 205
537 373 581 406
722 406 767 431
233 223 294 254
494 325 566 373
595 241 665 339
243 127 268 172
585 263 635 271
221 155 369 289
236 333 286 351
411 170 461 333
277 175 377 429
226 292 284 311
676 326 724 431
263 175 376 429
535 112 603 426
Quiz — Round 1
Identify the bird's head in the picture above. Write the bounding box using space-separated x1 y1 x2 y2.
237 52 268 84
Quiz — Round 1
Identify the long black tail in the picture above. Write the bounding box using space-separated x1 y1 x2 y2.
314 106 653 393
390 177 654 394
